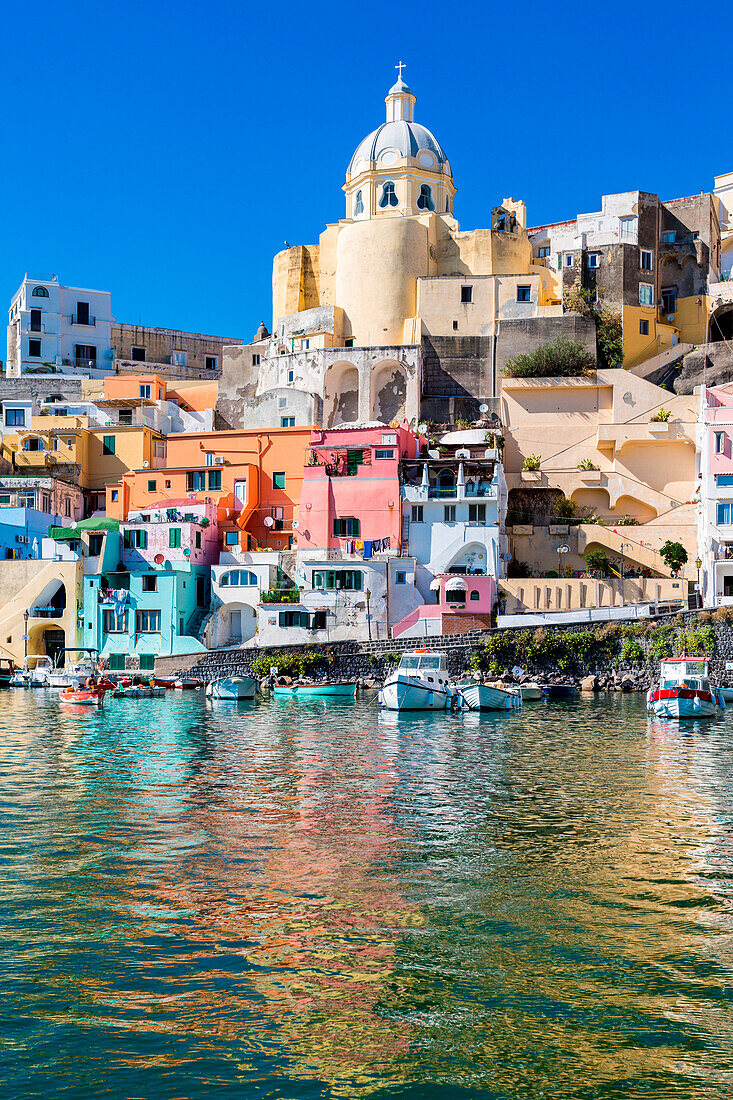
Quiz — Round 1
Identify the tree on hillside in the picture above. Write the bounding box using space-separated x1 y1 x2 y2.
584 548 610 576
659 540 688 577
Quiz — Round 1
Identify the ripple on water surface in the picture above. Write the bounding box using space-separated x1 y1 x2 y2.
0 689 732 1098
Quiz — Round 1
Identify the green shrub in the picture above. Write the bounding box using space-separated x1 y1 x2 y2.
648 628 674 659
650 407 673 423
577 458 599 471
684 626 716 656
620 638 644 664
504 337 596 379
523 453 541 471
584 548 610 576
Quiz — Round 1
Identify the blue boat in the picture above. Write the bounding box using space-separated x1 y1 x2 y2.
541 684 577 699
273 682 357 699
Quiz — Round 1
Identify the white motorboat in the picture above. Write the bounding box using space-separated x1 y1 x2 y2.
10 655 54 687
378 650 460 711
458 679 522 711
647 657 725 719
48 648 100 690
206 675 258 700
519 682 542 701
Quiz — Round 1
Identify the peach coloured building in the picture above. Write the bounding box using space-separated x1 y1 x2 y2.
106 426 314 552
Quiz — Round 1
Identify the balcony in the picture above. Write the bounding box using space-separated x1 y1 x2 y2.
70 313 96 326
30 606 64 619
260 587 302 604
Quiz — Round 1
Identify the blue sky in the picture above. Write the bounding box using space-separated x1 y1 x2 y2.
1 0 723 344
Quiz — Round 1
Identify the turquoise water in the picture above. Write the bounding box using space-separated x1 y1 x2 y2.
1 689 733 1098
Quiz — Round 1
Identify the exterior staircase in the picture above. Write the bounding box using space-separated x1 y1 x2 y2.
576 524 670 574
626 342 692 380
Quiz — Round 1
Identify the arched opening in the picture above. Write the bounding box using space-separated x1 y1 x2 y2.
711 306 733 343
371 360 406 424
612 494 658 523
437 469 455 495
324 361 360 427
570 487 612 521
445 542 489 576
31 580 66 618
30 625 65 663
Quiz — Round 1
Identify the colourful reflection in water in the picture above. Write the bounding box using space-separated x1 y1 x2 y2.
0 690 732 1097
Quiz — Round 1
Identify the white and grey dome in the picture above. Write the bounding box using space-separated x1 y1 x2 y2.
348 120 449 176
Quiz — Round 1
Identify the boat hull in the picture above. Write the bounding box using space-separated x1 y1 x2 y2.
648 687 723 718
207 676 258 700
459 683 522 711
542 685 578 699
59 689 105 707
519 683 542 701
273 682 357 699
378 675 453 711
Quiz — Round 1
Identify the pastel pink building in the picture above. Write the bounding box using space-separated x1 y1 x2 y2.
121 498 219 569
392 574 496 638
296 423 421 552
699 385 733 606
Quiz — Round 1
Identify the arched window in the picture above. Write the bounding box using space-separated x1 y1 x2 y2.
445 196 450 213
445 588 466 604
438 470 455 495
32 286 49 297
221 570 257 587
470 590 480 601
379 182 398 209
354 190 364 216
417 184 434 211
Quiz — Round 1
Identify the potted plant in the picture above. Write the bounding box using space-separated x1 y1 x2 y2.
521 453 542 482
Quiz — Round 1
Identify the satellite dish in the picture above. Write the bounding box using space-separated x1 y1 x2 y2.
263 516 274 527
418 422 428 434
479 403 489 413
142 460 149 468
292 519 299 528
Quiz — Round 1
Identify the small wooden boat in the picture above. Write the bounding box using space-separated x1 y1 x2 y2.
648 657 725 719
206 676 257 700
112 684 166 699
273 681 358 699
458 679 522 711
542 684 578 699
519 682 542 701
59 685 106 707
173 677 201 690
0 659 15 687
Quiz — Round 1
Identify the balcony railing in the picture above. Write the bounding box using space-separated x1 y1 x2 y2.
426 484 497 499
70 314 96 326
30 606 64 618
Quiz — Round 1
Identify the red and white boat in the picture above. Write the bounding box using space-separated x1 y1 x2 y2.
58 685 107 707
647 657 725 719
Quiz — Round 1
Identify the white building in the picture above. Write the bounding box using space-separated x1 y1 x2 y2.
697 383 733 607
206 551 279 648
6 275 113 377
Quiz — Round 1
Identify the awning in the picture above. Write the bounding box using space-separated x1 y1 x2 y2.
429 578 441 591
49 518 120 540
444 578 468 592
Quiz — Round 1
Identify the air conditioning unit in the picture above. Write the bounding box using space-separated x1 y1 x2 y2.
213 456 225 465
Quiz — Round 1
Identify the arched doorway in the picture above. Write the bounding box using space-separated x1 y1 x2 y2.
324 361 360 427
711 306 733 343
371 361 406 424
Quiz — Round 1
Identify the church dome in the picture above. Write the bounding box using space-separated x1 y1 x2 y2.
348 120 449 176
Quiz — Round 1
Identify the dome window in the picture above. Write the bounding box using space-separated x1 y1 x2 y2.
32 286 49 297
379 182 398 209
417 184 434 211
354 190 364 217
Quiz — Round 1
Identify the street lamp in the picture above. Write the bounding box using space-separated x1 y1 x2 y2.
619 542 631 606
366 588 372 642
556 544 569 577
23 608 29 660
695 556 702 606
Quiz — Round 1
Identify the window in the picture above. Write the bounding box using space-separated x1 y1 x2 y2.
281 417 295 427
28 339 41 357
565 254 573 267
142 575 157 592
64 497 71 517
640 320 649 336
287 369 294 383
661 287 677 315
208 470 221 490
516 285 531 302
417 184 434 211
205 356 217 370
279 610 309 628
452 320 459 331
32 286 49 297
171 350 187 366
640 249 653 271
661 231 676 244
411 505 424 522
205 452 214 467
717 474 733 487
169 527 181 548
379 181 398 208
344 338 354 348
717 502 733 525
88 534 103 556
139 654 155 671
123 529 147 549
23 437 42 451
186 471 205 491
461 285 473 304
273 472 286 490
18 492 36 508
311 611 327 630
619 216 637 238
312 569 363 591
537 246 550 258
135 610 161 633
111 490 119 502
30 308 42 332
165 480 171 488
221 570 257 586
64 437 74 448
381 433 397 444
333 517 360 537
102 435 115 455
147 479 156 493
118 408 133 425
470 590 480 601
354 190 364 216
374 448 394 459
469 503 486 525
444 504 456 522
395 571 406 584
195 530 201 549
252 354 261 366
0 494 11 506
556 253 562 269
75 301 90 325
587 253 599 269
715 432 725 455
102 610 127 633
42 493 50 512
279 397 287 408
445 588 466 604
5 408 25 426
109 653 126 671
131 346 146 362
139 384 151 399
639 283 654 307
225 531 239 546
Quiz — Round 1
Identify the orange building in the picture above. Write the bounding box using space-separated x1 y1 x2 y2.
106 426 314 551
